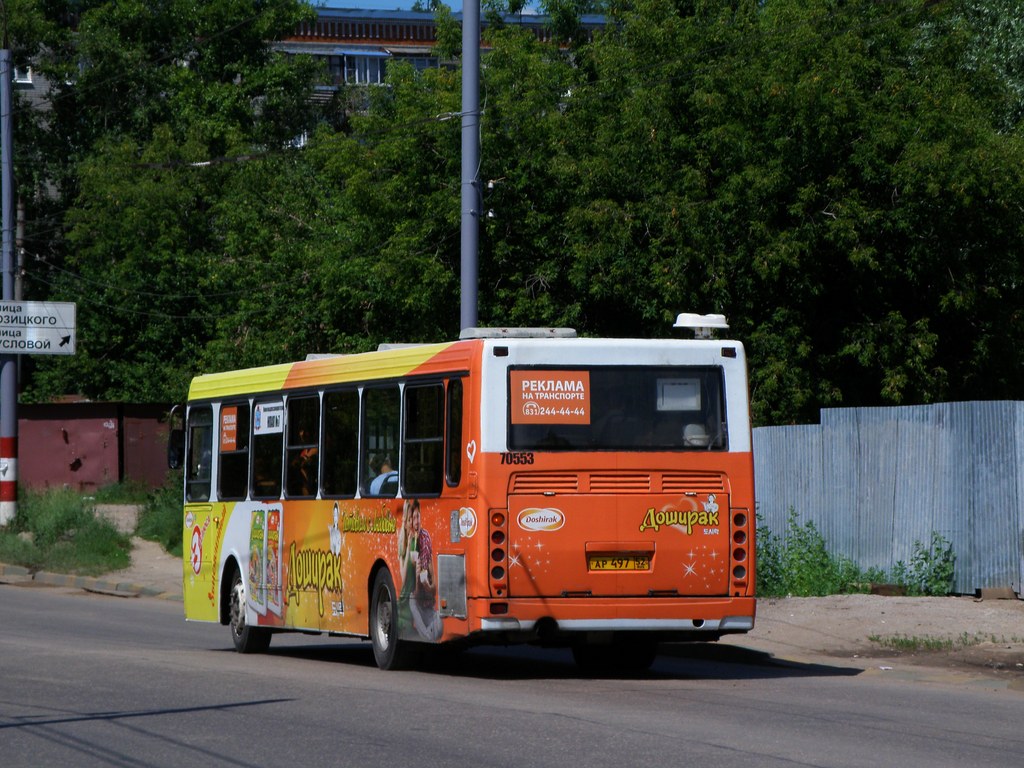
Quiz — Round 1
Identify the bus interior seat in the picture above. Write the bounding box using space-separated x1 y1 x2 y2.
683 423 711 448
378 473 399 497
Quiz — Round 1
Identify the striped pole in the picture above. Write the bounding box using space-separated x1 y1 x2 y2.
0 50 16 526
0 437 14 523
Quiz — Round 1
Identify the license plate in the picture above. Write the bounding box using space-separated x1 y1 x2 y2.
588 554 651 571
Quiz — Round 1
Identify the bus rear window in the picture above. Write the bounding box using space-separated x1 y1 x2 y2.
508 366 727 451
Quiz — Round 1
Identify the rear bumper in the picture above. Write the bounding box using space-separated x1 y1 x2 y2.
471 596 756 639
480 615 753 633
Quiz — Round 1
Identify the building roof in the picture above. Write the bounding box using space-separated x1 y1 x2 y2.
308 6 605 26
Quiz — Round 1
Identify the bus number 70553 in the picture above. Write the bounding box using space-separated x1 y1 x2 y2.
500 452 534 465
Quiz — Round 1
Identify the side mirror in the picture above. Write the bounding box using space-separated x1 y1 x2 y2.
168 428 184 470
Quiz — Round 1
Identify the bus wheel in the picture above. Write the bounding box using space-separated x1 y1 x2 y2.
229 569 271 654
369 569 417 670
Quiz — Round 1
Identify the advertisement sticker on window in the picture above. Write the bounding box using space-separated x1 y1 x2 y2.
254 401 284 435
510 370 591 424
220 406 238 451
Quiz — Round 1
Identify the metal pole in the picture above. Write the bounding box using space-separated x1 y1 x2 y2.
0 49 16 525
460 1 480 331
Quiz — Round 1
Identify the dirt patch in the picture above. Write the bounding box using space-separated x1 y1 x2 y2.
106 537 183 596
737 594 1024 679
93 504 141 535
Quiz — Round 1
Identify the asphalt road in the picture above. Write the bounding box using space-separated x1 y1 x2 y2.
1 584 1021 768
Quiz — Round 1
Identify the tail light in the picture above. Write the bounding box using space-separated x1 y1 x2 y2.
731 509 751 594
489 510 508 596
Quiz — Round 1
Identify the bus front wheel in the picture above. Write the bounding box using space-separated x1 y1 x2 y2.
369 568 417 670
229 568 272 654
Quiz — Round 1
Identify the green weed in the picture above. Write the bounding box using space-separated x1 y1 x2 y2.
868 633 955 652
136 478 184 558
891 532 956 596
92 479 151 504
757 510 957 597
0 486 132 575
756 510 867 597
868 631 1023 653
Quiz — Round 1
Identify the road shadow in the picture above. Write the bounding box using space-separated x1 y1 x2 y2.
262 638 862 681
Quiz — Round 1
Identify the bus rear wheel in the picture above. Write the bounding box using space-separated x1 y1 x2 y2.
229 568 272 654
369 568 417 670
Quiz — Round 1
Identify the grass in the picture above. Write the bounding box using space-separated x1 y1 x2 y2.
0 477 184 574
0 487 132 575
91 479 151 505
868 632 1024 653
137 480 184 558
869 634 957 653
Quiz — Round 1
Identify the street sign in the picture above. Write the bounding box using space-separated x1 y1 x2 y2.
0 301 77 356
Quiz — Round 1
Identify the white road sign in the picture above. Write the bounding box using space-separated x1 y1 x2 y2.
0 301 77 356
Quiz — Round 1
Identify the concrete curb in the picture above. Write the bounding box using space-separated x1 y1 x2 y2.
0 562 182 601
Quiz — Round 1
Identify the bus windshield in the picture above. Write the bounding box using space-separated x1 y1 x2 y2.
508 365 727 451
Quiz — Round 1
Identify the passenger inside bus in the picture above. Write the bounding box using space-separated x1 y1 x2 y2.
289 427 318 496
369 455 398 496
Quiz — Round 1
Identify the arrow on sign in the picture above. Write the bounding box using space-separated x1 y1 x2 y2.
60 335 70 347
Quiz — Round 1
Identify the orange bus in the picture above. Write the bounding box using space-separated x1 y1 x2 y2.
175 314 755 670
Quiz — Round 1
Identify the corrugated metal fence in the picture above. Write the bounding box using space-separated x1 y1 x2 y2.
753 401 1024 595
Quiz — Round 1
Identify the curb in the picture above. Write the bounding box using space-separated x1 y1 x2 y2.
0 562 182 601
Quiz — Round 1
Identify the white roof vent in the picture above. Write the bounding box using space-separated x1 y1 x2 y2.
673 312 729 339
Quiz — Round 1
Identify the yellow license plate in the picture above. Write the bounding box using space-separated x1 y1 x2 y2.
588 555 651 571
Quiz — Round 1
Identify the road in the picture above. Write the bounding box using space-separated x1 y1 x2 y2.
0 585 1021 768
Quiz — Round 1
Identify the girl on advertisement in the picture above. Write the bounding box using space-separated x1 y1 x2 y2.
397 499 442 641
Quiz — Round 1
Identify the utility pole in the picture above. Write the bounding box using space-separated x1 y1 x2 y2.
460 0 480 331
0 48 16 525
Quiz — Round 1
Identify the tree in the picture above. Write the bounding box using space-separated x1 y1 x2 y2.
544 0 1024 423
24 0 325 402
299 59 464 352
14 0 1024 427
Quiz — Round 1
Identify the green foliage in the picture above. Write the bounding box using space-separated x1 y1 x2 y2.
92 479 151 505
432 3 463 60
891 532 956 596
754 518 787 596
757 510 865 596
868 633 956 653
9 0 1024 424
0 488 131 575
136 479 185 558
867 630 1019 653
23 0 326 404
940 0 1024 129
758 511 957 597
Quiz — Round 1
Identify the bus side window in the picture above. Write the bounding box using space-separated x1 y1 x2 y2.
219 403 250 501
362 386 400 497
446 378 463 486
403 383 444 496
252 400 284 499
323 389 359 497
185 406 213 502
285 396 320 498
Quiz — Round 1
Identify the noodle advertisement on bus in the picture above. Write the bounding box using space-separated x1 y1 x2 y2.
185 496 450 641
